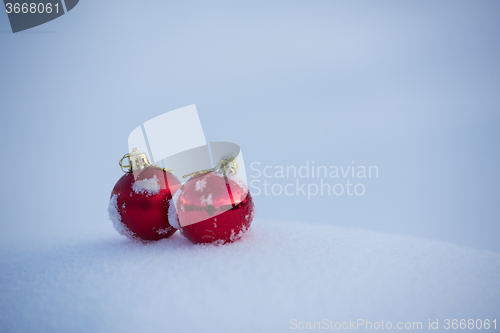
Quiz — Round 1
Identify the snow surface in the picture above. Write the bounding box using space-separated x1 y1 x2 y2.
0 220 499 333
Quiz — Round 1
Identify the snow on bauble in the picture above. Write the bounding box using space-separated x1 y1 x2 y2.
108 166 182 241
171 171 255 244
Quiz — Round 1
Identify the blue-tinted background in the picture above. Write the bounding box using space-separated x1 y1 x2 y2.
0 1 499 251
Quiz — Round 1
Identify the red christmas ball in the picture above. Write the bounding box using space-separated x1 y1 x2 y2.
108 166 182 241
171 171 255 244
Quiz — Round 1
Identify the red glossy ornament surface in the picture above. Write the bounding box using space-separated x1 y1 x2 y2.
109 166 182 241
175 172 255 244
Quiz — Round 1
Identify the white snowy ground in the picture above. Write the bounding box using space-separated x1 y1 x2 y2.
0 220 499 333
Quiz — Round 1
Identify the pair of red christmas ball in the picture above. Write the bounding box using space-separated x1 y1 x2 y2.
108 164 255 244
